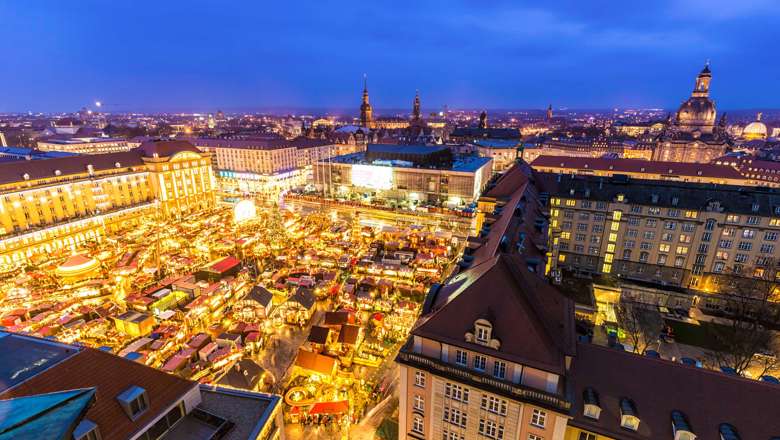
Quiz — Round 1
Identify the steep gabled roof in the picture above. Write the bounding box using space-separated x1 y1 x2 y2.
414 253 574 374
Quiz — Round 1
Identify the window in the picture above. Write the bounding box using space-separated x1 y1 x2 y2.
626 229 638 238
713 261 725 273
493 360 506 379
531 409 546 428
73 420 101 440
473 355 486 371
445 383 469 402
478 419 504 439
765 231 778 241
455 350 468 366
742 229 756 239
719 240 733 249
738 241 753 251
443 429 465 440
639 252 649 263
528 434 543 440
643 231 655 240
414 371 426 387
116 386 149 420
414 395 424 411
578 433 596 440
657 254 668 265
476 325 490 343
620 399 640 431
481 394 508 415
443 407 467 428
664 221 677 230
659 244 671 253
761 244 775 254
412 414 424 433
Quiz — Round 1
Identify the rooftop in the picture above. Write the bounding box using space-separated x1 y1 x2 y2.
0 388 96 440
0 333 79 393
0 341 196 440
415 253 575 374
569 342 780 439
327 151 491 173
192 137 333 150
538 172 780 217
530 155 746 181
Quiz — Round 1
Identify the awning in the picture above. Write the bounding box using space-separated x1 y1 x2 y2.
308 400 349 415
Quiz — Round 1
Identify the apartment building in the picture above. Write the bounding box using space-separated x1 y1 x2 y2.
0 331 283 439
542 174 780 292
397 163 780 440
0 140 216 263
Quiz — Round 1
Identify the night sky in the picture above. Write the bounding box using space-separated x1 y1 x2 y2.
1 1 778 113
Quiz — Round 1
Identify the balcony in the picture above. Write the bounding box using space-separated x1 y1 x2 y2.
397 350 571 412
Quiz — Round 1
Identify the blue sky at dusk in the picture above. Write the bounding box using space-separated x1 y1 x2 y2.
1 0 778 113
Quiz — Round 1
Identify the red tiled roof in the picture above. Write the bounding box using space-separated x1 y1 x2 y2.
569 342 780 439
415 254 574 374
0 348 196 440
530 155 745 180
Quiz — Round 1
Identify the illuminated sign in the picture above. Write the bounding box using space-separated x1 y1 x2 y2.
351 165 393 190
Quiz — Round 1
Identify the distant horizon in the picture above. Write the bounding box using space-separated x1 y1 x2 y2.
2 106 778 118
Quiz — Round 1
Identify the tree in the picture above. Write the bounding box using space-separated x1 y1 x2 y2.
615 301 662 354
706 276 780 376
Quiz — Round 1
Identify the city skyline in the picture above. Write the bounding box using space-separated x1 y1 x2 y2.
1 1 779 112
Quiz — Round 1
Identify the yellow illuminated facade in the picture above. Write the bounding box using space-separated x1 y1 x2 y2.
0 140 215 263
547 178 780 293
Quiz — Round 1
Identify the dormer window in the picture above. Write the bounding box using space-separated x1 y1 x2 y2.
73 419 101 440
582 387 601 420
671 410 696 440
466 320 500 348
651 194 659 204
116 385 149 420
619 398 640 431
476 325 490 343
718 423 740 440
616 193 625 202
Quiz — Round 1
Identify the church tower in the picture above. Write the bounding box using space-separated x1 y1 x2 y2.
412 90 421 121
546 104 553 121
692 62 712 98
360 75 373 128
478 111 488 129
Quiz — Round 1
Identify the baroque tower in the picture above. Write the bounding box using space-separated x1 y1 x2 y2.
360 75 373 128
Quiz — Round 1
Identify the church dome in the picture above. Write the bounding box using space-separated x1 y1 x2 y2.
742 113 767 140
677 97 716 128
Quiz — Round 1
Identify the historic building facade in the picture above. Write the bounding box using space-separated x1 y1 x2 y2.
652 64 731 163
0 140 216 263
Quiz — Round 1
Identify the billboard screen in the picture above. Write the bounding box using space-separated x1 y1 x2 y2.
351 165 393 190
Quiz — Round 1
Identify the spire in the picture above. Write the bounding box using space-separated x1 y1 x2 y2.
546 104 553 121
757 112 762 122
360 74 373 128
